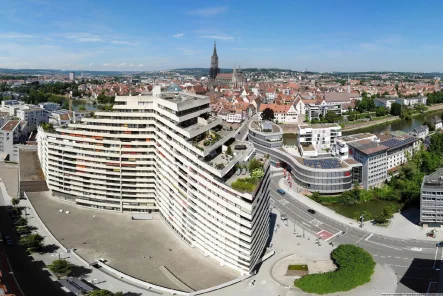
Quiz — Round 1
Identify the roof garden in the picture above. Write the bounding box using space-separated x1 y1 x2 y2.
224 158 267 193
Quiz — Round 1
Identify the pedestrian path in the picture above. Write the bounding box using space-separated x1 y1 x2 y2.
278 178 437 242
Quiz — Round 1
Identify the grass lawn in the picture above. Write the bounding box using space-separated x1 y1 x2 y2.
288 264 308 271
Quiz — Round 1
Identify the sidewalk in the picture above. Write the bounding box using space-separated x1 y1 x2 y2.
278 178 437 241
0 183 161 296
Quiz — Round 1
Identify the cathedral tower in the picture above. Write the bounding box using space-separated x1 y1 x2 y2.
209 41 220 82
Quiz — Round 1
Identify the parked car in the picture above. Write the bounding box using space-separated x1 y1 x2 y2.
280 213 288 221
307 209 316 214
437 241 443 247
276 188 285 195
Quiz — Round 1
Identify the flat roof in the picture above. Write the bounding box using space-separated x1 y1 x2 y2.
250 120 281 133
295 156 348 170
423 168 443 190
380 136 418 151
336 133 376 143
19 149 46 181
348 139 389 155
1 120 19 131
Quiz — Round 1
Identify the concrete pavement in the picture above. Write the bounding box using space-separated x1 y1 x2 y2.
270 171 442 294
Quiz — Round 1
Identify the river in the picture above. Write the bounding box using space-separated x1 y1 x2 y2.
343 110 443 136
62 99 98 111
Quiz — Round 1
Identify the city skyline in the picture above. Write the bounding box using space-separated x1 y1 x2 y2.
1 0 443 72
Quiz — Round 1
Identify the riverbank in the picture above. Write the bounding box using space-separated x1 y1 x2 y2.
341 116 401 132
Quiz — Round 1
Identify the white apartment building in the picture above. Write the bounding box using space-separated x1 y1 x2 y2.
395 96 427 106
380 136 419 170
420 168 443 227
298 123 342 150
0 120 27 162
1 100 24 116
37 86 270 275
16 105 47 132
226 110 243 123
0 112 10 130
332 133 379 160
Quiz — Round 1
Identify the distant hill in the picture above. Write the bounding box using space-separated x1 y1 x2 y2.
0 68 138 76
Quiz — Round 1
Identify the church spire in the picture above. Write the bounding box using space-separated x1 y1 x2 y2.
213 41 217 56
209 41 220 81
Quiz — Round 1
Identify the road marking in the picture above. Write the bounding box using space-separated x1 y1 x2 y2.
325 231 342 242
433 247 438 269
389 264 433 270
410 247 423 252
427 282 438 294
355 233 369 244
366 240 403 251
365 233 374 241
381 256 385 258
302 222 312 228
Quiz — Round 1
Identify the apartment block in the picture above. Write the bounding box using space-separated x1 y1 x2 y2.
0 120 27 162
16 105 47 132
306 104 342 121
37 86 270 275
420 168 443 227
298 123 342 150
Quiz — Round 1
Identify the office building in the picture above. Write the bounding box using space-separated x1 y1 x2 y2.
348 139 388 189
420 168 443 227
69 72 76 81
298 123 342 151
37 86 270 274
380 135 419 169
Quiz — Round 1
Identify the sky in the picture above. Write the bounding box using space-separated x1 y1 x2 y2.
1 0 443 72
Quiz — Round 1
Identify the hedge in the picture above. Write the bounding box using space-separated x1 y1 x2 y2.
294 244 375 294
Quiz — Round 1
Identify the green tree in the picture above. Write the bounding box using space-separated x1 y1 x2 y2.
225 146 233 156
295 244 375 294
260 108 275 121
375 106 388 117
390 102 402 116
19 233 44 252
251 168 264 178
48 259 74 278
310 191 322 203
325 110 340 123
248 158 263 172
14 217 28 227
78 105 87 111
11 197 20 207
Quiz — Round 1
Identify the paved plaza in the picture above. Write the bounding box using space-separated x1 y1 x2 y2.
26 191 237 291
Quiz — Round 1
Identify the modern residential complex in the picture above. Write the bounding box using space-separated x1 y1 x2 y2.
37 86 271 274
306 103 341 121
395 96 427 106
298 123 342 156
420 168 443 227
0 120 28 162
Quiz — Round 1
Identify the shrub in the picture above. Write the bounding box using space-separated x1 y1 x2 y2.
248 158 263 172
48 259 74 278
231 177 259 192
19 233 44 252
215 163 225 170
295 244 375 294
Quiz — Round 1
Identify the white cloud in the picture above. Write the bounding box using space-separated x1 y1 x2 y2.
189 6 228 17
88 63 93 67
359 43 377 50
61 33 103 42
103 63 109 67
110 40 137 46
117 62 127 67
137 64 144 67
0 32 35 39
198 35 234 40
173 33 184 38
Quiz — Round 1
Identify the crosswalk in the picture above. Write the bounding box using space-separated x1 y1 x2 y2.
309 219 322 227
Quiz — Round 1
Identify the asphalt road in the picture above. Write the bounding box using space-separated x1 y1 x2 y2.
0 187 67 296
269 174 441 294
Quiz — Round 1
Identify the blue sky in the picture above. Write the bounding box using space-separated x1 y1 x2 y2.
0 0 442 72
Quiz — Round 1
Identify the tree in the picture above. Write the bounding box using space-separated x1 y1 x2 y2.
390 102 402 116
14 217 28 227
310 191 322 203
248 158 263 172
225 146 233 156
48 259 74 278
78 105 87 111
19 233 44 252
261 108 274 121
325 110 340 123
11 197 19 207
375 106 388 117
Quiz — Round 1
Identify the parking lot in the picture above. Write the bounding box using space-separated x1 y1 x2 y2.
27 191 238 291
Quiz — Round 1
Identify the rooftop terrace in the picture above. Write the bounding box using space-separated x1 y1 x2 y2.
249 120 282 133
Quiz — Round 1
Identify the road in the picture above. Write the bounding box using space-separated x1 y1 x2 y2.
0 185 66 296
269 174 441 294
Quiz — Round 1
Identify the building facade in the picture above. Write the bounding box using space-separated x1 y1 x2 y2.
37 86 270 275
348 140 388 189
298 123 342 150
0 120 27 162
420 168 443 227
331 133 379 160
16 105 47 132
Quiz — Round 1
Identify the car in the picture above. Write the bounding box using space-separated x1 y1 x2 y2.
307 209 316 214
276 188 285 195
437 241 443 247
280 213 288 221
4 236 12 245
